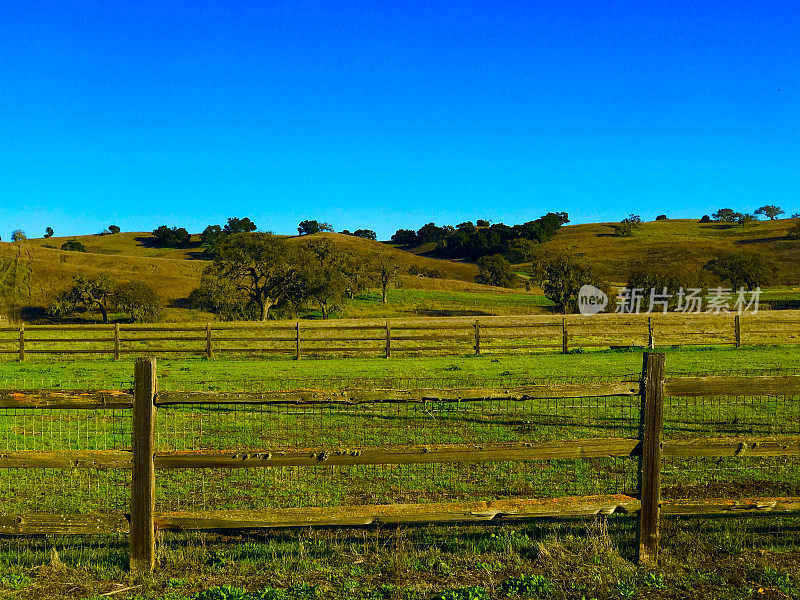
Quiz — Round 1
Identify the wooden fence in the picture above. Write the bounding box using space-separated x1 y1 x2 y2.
1 356 799 572
2 311 799 360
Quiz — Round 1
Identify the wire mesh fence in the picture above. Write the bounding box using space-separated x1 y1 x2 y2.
0 400 132 568
1 363 799 569
153 374 642 516
661 367 800 550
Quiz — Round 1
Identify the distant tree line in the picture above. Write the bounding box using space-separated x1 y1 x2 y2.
390 212 569 259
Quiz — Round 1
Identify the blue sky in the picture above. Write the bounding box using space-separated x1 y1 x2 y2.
1 1 798 240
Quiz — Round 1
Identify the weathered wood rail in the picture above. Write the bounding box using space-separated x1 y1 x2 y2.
1 311 799 360
1 356 800 572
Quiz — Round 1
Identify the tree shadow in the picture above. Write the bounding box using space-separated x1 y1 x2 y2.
735 236 791 244
596 224 621 237
414 308 492 317
169 297 193 309
699 223 735 230
19 306 49 322
133 236 201 251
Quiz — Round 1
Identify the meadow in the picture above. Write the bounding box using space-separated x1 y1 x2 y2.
0 219 798 599
1 345 800 599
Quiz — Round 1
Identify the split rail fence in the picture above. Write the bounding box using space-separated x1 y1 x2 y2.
2 312 799 360
0 356 799 572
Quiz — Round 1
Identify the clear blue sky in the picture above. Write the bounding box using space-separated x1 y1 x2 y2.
1 1 798 240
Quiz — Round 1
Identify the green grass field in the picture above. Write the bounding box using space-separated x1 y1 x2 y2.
1 346 800 600
2 344 798 389
339 289 554 318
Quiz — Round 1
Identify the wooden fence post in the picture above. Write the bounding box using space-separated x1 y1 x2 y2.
561 318 568 354
205 323 213 359
385 322 391 358
295 322 301 360
18 323 25 362
114 323 120 360
474 321 481 355
637 352 665 564
131 357 157 574
734 315 741 348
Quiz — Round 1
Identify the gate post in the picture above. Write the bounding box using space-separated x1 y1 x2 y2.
637 352 665 563
131 357 157 574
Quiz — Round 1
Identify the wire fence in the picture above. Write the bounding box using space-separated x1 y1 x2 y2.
153 377 642 516
0 363 799 569
0 402 131 570
660 368 800 550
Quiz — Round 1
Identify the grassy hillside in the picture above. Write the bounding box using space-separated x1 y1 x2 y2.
1 232 500 322
541 217 800 285
291 232 478 282
0 238 207 322
3 220 798 323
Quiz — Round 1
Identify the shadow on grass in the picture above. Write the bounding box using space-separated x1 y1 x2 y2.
735 236 793 244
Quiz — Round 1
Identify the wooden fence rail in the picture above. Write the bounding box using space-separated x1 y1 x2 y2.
0 312 799 360
1 356 800 572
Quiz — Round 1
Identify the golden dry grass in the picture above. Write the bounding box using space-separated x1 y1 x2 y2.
0 239 207 321
3 219 798 322
0 231 483 321
541 217 800 285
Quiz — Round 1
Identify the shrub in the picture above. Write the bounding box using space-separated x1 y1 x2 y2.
622 214 642 225
151 225 191 247
60 240 86 252
351 229 377 240
433 587 489 600
113 281 164 323
700 215 711 223
108 225 121 234
390 229 418 245
536 257 611 314
475 254 519 288
297 220 333 235
612 222 634 237
655 214 667 221
10 230 26 242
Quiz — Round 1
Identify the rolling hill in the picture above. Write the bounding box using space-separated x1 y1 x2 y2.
1 218 798 322
538 218 800 286
0 231 500 321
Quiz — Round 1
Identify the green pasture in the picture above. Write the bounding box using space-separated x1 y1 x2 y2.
340 288 553 318
1 346 800 599
1 344 798 390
